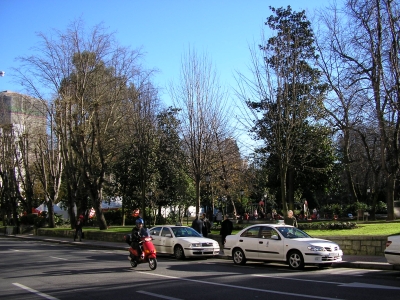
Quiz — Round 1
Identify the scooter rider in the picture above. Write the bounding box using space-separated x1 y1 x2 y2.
131 218 147 259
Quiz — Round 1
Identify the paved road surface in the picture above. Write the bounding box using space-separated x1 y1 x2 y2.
1 237 400 300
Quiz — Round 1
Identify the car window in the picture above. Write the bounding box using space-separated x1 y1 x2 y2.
172 227 202 237
161 227 172 237
260 226 280 240
277 226 310 238
240 226 261 238
150 227 162 236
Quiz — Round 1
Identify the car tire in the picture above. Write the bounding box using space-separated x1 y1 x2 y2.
174 245 185 260
232 248 246 265
287 250 304 270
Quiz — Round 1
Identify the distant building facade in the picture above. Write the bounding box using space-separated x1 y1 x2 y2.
0 90 47 136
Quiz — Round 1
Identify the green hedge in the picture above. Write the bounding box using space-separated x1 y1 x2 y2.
298 222 358 230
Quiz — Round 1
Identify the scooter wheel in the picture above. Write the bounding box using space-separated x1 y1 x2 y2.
148 258 157 270
130 260 138 268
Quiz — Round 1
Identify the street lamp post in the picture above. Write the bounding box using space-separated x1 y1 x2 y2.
147 191 153 226
222 196 227 216
205 172 213 216
240 189 244 212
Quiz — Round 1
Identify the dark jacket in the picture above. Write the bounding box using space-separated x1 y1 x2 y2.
284 216 298 228
220 219 233 236
202 217 211 237
191 217 204 235
75 219 83 230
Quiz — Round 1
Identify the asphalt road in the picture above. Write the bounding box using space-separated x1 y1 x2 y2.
1 237 400 300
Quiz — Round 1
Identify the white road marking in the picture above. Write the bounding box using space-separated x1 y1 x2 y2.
137 290 183 300
252 274 400 290
138 272 342 300
49 256 68 261
12 283 59 300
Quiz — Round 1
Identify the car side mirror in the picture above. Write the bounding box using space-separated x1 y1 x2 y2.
165 234 172 237
271 235 279 240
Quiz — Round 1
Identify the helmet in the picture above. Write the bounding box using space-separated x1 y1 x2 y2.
135 218 144 226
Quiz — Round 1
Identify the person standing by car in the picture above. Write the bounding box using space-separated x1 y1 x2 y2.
201 213 211 237
284 210 298 228
220 214 233 248
191 214 204 236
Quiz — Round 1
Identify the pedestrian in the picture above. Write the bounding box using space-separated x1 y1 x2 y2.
215 210 223 227
220 214 233 250
253 208 258 220
74 214 84 241
201 213 211 237
244 212 249 223
284 210 298 228
191 214 204 236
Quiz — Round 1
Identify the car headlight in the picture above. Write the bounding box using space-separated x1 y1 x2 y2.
308 245 325 251
191 243 201 247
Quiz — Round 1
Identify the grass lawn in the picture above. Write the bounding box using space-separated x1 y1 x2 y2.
305 222 400 237
210 221 400 237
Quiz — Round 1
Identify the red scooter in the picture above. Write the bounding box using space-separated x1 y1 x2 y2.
124 231 157 270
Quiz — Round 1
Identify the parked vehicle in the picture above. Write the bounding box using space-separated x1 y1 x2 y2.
385 234 400 265
124 231 157 270
149 225 220 259
224 224 343 270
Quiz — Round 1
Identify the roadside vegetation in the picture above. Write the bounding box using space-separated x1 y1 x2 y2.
12 220 399 237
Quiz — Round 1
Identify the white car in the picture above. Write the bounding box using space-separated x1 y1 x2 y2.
224 224 343 270
385 234 400 265
149 225 220 259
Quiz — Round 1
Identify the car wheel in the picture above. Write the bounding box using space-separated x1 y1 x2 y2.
232 248 246 265
318 263 332 269
287 250 304 270
174 245 185 260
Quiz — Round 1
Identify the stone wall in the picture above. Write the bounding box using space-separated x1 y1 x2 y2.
314 235 387 256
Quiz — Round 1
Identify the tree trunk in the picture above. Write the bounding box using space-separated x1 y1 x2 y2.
286 168 294 210
46 198 55 228
195 177 201 216
280 163 288 214
386 173 395 221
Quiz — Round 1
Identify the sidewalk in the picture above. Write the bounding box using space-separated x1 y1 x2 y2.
3 233 398 271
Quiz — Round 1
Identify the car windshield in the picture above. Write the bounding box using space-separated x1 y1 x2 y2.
276 226 311 239
171 227 202 237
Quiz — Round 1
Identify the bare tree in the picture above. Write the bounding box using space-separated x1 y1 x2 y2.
34 105 63 228
169 48 229 215
15 20 148 229
316 0 400 220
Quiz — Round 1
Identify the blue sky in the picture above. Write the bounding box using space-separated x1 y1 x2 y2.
1 0 333 152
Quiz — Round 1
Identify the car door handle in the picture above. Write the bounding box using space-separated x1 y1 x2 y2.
239 239 243 242
259 241 263 244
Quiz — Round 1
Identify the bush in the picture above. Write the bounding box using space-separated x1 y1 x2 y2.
103 209 123 226
20 214 39 226
298 222 358 230
34 212 47 228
